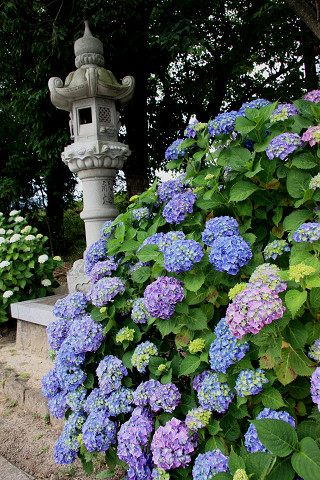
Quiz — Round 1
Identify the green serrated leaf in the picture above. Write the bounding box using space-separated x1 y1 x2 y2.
229 181 259 202
131 266 152 283
252 419 298 457
266 456 294 480
259 387 285 409
183 270 205 292
178 355 201 376
285 290 307 318
245 452 276 480
291 437 320 480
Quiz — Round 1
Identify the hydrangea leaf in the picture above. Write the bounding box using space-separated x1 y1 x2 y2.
258 386 285 409
137 244 161 262
235 116 256 134
178 355 202 376
291 437 320 480
263 457 294 480
297 421 320 441
292 152 317 169
289 376 312 399
252 419 298 457
228 447 246 475
245 452 276 480
229 182 259 202
285 290 307 318
283 320 308 349
183 270 205 292
258 157 277 184
286 169 312 199
131 266 152 284
273 348 297 385
283 209 312 232
205 436 227 455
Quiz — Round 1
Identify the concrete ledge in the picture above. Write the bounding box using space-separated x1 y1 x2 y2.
10 295 65 328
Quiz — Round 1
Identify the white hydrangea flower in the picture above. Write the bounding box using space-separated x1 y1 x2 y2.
38 254 49 264
36 234 43 239
3 290 13 298
0 261 10 268
41 279 52 287
0 229 5 235
53 256 61 261
0 212 4 217
14 216 24 223
9 234 21 243
9 210 19 216
7 229 13 234
25 235 35 241
0 237 6 245
21 225 32 234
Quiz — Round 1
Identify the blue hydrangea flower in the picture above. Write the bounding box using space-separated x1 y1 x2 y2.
292 222 320 243
144 276 184 319
89 259 118 283
133 379 160 407
197 371 234 413
41 369 61 399
209 235 252 275
151 417 197 470
184 119 207 138
132 207 150 223
162 191 197 224
263 240 290 260
68 314 105 354
163 239 204 273
48 391 68 419
47 318 71 354
66 385 87 411
157 176 186 204
100 220 115 239
56 341 86 368
270 103 298 122
209 329 249 373
208 111 240 137
265 133 304 160
87 276 126 308
239 99 271 116
84 388 109 414
106 387 133 416
54 434 78 464
96 355 128 394
53 292 88 320
214 318 230 337
165 139 191 161
55 361 86 392
131 341 158 373
249 263 287 293
158 231 186 252
235 369 269 397
82 410 117 452
149 382 181 413
131 298 151 324
117 407 154 470
137 233 164 253
185 407 211 432
193 370 212 393
202 216 239 246
84 238 107 275
244 408 295 453
192 450 229 480
311 366 320 410
309 339 320 362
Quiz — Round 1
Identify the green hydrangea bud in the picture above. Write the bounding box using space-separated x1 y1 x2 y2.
233 469 249 480
288 263 316 282
189 338 206 353
116 327 135 343
228 282 247 301
158 363 167 373
100 306 107 313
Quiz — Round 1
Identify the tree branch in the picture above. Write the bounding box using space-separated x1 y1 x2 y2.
284 0 320 38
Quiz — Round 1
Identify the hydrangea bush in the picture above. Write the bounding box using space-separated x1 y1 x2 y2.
0 210 62 322
44 91 320 480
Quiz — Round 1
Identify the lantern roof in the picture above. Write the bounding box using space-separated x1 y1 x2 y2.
48 21 135 112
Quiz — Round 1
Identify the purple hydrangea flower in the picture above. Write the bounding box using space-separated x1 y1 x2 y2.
54 434 77 465
165 139 191 161
239 98 271 116
132 207 150 223
208 111 240 137
202 216 239 247
84 388 109 414
162 192 197 224
133 380 160 407
196 371 234 413
65 385 87 411
87 277 125 308
131 341 158 373
106 387 134 416
270 103 298 122
245 408 295 453
209 235 252 275
47 318 70 354
137 233 164 253
144 276 184 319
304 90 320 103
225 285 285 339
68 314 105 354
163 239 204 274
131 298 151 324
311 366 320 410
193 371 212 392
53 292 88 320
89 259 118 283
56 342 86 368
151 417 197 470
117 407 154 468
249 263 287 293
265 133 304 160
309 339 320 362
185 119 206 138
209 329 250 374
235 369 269 397
157 176 186 204
82 410 117 452
85 238 107 275
41 369 61 399
292 222 320 243
100 220 115 239
48 391 68 418
149 383 181 413
96 355 128 394
185 407 211 432
158 231 186 252
192 450 229 479
263 240 290 260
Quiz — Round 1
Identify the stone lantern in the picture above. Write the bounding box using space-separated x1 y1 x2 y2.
48 21 134 248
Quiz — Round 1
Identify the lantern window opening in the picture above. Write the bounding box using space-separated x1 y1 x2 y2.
79 107 93 125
